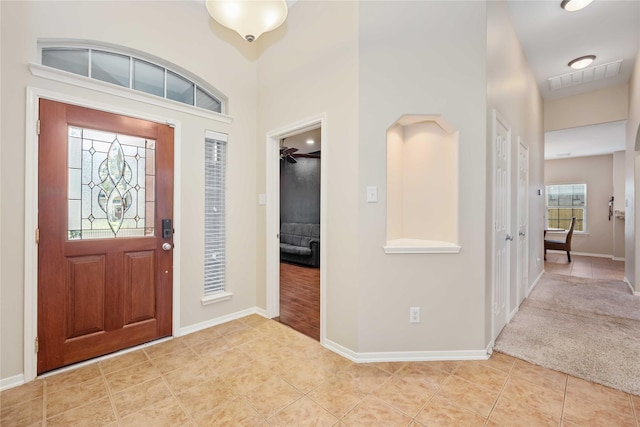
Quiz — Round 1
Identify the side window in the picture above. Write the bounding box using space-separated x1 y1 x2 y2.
204 134 227 297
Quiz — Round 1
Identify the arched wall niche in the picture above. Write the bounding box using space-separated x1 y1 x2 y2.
385 114 461 254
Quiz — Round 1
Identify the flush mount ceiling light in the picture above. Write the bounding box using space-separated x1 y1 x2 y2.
560 0 594 12
205 0 288 43
568 55 596 69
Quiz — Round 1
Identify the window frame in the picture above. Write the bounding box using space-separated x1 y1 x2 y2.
38 41 226 115
545 183 587 233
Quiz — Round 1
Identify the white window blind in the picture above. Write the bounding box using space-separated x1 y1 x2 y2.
204 134 227 296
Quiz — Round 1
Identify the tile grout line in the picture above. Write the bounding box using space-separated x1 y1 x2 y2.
158 372 197 426
559 373 569 426
98 361 120 426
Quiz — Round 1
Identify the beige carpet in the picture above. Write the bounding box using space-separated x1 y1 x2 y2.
494 273 640 396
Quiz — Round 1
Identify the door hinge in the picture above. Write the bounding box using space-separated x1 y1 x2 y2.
36 228 40 244
35 336 39 353
37 119 41 135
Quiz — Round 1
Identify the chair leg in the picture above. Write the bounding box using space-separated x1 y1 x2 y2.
544 248 547 261
567 251 571 263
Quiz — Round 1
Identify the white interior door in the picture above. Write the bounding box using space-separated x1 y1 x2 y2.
492 110 511 340
517 139 529 305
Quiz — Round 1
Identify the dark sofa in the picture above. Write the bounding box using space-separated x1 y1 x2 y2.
280 222 320 268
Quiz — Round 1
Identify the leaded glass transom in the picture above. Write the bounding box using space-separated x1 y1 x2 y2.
68 126 155 240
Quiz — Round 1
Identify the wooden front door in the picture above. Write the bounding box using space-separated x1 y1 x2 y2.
37 99 174 374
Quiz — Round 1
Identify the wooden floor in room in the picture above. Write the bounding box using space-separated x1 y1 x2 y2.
278 262 320 341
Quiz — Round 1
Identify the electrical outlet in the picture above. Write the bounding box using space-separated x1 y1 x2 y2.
410 307 420 323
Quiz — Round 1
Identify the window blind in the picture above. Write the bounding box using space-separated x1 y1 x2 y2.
204 136 227 296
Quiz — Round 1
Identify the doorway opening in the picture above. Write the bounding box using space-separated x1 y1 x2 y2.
266 115 327 344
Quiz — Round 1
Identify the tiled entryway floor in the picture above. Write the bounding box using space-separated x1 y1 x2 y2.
544 252 625 281
2 315 639 426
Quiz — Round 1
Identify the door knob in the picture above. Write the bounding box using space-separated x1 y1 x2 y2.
506 234 514 241
519 231 526 237
162 242 173 251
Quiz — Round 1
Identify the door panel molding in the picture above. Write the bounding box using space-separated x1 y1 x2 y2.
24 87 182 382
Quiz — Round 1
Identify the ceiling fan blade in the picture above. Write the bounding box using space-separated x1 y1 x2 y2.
286 155 297 164
282 147 298 155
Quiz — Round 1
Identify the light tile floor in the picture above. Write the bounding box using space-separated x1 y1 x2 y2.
2 314 639 426
544 253 625 281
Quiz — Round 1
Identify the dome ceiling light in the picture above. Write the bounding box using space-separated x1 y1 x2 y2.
560 0 594 12
205 0 288 43
568 55 596 70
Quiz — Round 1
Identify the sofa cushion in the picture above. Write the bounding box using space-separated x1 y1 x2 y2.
280 223 320 248
280 243 312 256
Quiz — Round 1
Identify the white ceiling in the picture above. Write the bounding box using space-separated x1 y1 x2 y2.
507 0 640 100
281 128 321 155
544 120 626 159
507 0 639 159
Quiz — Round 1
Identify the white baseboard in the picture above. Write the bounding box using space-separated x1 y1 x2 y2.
527 270 544 297
508 306 519 322
623 277 638 295
178 306 268 337
0 374 25 392
545 250 614 259
612 257 625 261
323 339 489 363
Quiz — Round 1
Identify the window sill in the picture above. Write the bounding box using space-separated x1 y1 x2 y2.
384 238 461 254
201 291 233 306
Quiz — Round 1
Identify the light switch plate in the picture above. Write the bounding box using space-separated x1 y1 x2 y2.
258 193 266 205
366 186 378 203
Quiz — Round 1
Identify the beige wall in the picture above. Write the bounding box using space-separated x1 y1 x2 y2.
257 1 360 348
544 84 629 132
1 1 258 381
613 151 625 259
357 1 487 352
628 50 640 289
545 155 614 256
486 1 545 335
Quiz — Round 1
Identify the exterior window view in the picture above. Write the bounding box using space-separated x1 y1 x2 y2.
1 0 638 426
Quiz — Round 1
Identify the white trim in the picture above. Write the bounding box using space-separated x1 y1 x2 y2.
508 306 519 322
383 239 461 254
178 307 266 336
24 87 183 383
528 269 545 296
205 130 229 142
623 277 636 295
265 114 327 345
323 339 490 364
200 291 234 306
0 374 25 392
29 64 233 124
612 257 625 261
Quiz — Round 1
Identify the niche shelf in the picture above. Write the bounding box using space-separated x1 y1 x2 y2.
384 114 460 254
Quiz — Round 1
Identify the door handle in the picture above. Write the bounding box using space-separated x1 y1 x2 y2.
506 234 514 241
162 242 173 251
519 231 526 237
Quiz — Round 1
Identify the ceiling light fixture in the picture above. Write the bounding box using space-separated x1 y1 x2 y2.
205 0 288 43
568 55 596 70
560 0 594 12
306 139 314 145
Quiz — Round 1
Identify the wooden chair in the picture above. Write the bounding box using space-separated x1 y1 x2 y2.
544 217 576 262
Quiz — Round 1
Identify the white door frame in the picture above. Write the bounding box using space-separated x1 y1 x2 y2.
265 114 327 344
23 86 183 383
516 138 529 306
491 109 512 343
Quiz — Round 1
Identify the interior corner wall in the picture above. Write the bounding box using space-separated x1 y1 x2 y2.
486 1 545 344
545 155 614 256
613 151 625 260
544 84 629 132
628 50 640 289
256 1 360 349
1 0 258 382
357 1 488 353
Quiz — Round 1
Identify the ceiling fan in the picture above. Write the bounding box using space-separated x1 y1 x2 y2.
280 146 299 163
280 138 321 164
